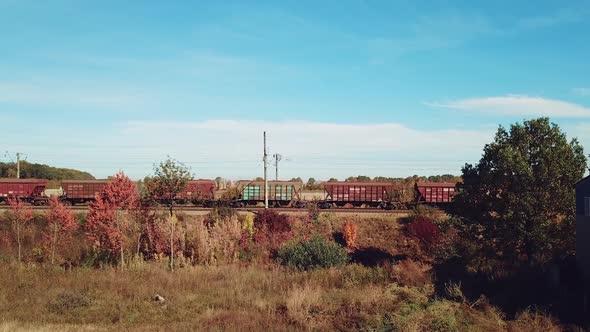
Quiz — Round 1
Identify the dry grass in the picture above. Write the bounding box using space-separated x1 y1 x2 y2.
0 212 570 331
0 263 566 331
390 259 433 288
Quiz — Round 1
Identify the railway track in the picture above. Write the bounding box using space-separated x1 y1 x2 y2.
0 205 411 214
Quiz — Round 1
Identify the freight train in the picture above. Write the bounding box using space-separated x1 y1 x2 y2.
0 178 456 209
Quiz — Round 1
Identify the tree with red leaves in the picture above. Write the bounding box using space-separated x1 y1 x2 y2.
103 172 137 210
86 194 120 262
102 172 138 267
7 197 33 262
45 196 78 264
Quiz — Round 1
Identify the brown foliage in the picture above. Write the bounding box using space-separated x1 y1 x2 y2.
342 221 358 249
390 259 433 288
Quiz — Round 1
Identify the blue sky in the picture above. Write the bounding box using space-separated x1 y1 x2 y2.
1 0 589 180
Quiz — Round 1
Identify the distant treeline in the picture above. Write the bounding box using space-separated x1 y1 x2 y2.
0 161 95 181
280 174 462 190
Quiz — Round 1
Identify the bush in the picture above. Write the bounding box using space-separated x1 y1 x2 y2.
277 236 349 270
407 216 441 247
410 205 445 221
342 221 358 249
47 291 92 314
390 259 433 288
253 210 293 252
254 210 291 234
205 206 236 226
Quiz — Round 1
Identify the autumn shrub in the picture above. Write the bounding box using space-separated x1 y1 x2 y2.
410 205 445 221
307 200 321 222
509 310 561 332
390 259 433 288
205 206 236 226
208 216 242 264
340 263 391 286
276 236 349 270
286 284 323 325
142 215 168 258
47 291 92 315
240 213 254 237
430 227 461 262
407 216 441 247
184 218 211 265
253 210 293 252
342 221 358 249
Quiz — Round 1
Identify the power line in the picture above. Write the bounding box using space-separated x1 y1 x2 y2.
263 131 268 209
273 153 282 180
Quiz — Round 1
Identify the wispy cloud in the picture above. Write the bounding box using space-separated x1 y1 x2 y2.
517 8 586 30
0 81 145 109
109 119 492 179
9 119 496 179
426 95 590 118
573 88 590 96
366 12 496 62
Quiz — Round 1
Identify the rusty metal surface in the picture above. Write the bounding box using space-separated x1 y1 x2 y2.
323 181 394 202
177 180 216 200
0 178 48 199
415 182 456 203
62 180 108 199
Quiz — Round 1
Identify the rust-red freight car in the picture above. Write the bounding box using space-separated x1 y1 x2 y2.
61 180 108 205
0 178 48 204
415 182 456 204
175 180 217 206
321 182 395 209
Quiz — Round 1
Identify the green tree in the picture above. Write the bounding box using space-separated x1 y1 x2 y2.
146 158 193 217
454 118 586 265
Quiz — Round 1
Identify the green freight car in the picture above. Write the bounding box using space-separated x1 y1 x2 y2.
234 180 304 207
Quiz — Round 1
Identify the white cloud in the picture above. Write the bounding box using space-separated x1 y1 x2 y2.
0 81 145 109
573 88 590 96
11 120 494 180
426 95 590 117
100 120 491 179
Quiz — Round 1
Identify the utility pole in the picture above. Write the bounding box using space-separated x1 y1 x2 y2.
263 132 269 209
16 152 22 179
273 153 282 180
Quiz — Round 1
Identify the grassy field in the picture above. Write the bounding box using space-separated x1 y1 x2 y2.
0 210 569 331
0 263 563 332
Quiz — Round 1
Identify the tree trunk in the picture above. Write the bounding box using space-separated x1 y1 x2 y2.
16 222 21 262
51 225 58 265
117 210 124 270
136 231 141 257
170 221 174 272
